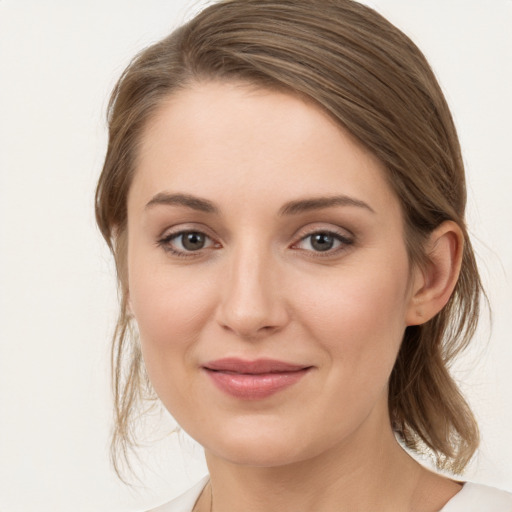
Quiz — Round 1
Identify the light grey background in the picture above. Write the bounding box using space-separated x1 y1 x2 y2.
0 1 511 511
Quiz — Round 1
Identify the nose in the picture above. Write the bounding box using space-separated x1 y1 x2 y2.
215 243 290 340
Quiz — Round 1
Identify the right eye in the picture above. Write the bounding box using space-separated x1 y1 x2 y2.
158 230 217 256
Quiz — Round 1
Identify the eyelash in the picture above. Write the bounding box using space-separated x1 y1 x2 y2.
157 228 354 259
157 230 219 258
291 230 354 256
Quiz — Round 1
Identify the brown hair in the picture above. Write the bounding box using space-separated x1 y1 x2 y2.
96 0 482 477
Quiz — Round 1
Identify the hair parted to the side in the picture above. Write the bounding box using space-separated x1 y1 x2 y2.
96 0 483 479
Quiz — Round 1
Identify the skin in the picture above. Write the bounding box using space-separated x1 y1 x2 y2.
126 81 463 512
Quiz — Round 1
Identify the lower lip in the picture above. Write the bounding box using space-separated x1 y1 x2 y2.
204 368 310 400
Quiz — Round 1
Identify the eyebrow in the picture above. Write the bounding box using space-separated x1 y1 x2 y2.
145 192 375 215
279 195 375 215
145 192 219 213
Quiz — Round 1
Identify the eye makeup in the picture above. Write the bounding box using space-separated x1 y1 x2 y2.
156 224 355 260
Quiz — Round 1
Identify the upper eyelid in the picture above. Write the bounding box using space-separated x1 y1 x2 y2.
161 230 214 243
158 222 218 240
291 223 354 241
291 231 353 250
160 230 219 249
298 230 352 242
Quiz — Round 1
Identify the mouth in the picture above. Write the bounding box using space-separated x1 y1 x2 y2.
202 358 312 400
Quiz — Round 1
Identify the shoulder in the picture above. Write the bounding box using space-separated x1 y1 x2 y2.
441 482 512 512
146 476 209 512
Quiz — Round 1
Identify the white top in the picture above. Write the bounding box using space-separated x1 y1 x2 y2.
148 477 512 512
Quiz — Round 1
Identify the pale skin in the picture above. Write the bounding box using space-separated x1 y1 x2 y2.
127 81 464 512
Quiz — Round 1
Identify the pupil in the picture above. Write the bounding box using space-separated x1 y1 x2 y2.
182 232 205 250
311 233 334 251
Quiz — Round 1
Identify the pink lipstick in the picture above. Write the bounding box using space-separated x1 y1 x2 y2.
203 358 311 400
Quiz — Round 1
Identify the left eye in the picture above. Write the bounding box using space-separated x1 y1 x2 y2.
294 232 351 253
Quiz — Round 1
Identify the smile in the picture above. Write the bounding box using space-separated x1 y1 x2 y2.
202 358 312 400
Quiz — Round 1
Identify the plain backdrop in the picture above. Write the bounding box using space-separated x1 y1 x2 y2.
0 1 511 511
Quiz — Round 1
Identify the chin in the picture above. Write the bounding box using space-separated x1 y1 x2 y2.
207 438 310 468
195 418 335 469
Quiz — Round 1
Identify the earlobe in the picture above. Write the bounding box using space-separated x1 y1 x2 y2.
406 221 464 326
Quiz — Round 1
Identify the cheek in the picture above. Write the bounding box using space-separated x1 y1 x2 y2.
128 258 216 392
282 257 411 443
293 256 411 369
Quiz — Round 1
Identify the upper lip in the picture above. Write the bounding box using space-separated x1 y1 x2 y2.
203 358 310 374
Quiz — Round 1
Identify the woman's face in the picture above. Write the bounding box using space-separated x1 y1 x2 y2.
127 81 420 467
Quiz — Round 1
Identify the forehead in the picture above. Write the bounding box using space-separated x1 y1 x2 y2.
130 81 399 218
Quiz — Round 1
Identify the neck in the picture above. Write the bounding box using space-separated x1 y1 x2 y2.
199 401 461 512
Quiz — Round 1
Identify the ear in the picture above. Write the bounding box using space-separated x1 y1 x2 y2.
406 221 464 326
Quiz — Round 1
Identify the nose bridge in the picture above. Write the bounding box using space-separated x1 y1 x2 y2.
217 236 286 338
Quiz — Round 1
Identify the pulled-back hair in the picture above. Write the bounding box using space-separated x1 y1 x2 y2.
96 0 482 477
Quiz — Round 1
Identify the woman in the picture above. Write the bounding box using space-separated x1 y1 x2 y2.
95 1 512 510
